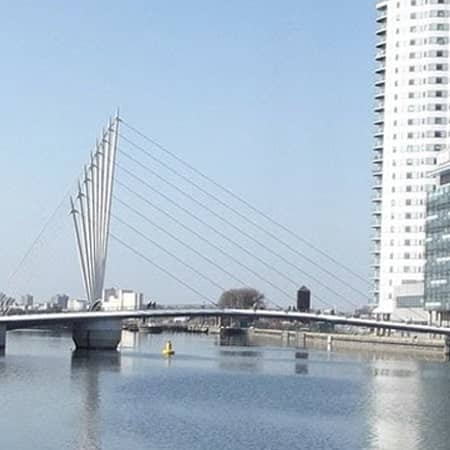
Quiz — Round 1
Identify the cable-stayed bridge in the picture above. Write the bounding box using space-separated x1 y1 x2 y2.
1 113 430 352
66 112 371 314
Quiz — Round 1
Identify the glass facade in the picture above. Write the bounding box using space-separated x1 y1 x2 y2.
425 180 450 311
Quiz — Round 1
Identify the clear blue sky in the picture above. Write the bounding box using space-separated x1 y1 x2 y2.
0 1 374 309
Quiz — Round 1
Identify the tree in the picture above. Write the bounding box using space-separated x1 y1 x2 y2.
218 288 265 309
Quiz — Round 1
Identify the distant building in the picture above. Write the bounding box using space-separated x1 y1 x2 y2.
425 151 450 325
21 294 33 307
67 298 89 312
51 294 69 310
103 288 143 311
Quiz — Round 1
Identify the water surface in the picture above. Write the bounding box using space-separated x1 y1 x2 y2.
1 330 450 450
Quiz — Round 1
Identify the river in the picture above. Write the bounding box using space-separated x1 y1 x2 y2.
1 330 450 450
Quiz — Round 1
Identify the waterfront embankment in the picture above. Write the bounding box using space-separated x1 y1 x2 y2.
248 328 448 359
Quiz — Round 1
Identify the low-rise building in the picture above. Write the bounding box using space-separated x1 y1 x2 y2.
67 298 89 312
103 288 143 311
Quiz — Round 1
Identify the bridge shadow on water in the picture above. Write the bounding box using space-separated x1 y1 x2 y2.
70 350 121 450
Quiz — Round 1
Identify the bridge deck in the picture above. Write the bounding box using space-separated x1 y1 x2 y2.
0 309 449 336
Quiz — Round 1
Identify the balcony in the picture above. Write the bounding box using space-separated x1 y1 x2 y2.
373 152 383 163
372 216 382 227
374 139 383 150
373 174 383 189
375 64 386 74
376 12 387 23
375 50 386 61
372 196 382 206
376 1 388 12
374 101 384 113
375 77 386 87
376 39 387 48
376 26 387 36
373 207 382 216
376 2 387 19
375 89 385 100
373 165 383 176
374 127 384 138
372 181 381 195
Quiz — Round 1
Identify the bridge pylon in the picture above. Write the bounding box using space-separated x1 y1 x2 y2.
69 113 121 350
70 113 120 307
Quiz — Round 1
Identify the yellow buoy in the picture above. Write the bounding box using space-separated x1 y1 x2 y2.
162 340 175 357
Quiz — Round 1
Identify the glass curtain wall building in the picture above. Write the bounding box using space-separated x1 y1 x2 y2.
373 0 450 320
425 152 450 324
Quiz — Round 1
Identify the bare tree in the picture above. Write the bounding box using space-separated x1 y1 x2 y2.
218 288 265 309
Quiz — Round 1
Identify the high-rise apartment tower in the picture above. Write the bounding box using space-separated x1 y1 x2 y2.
373 0 450 319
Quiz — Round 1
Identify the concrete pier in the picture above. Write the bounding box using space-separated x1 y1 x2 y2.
72 319 122 350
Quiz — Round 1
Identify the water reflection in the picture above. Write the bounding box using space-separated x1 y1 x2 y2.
70 351 121 450
370 367 414 378
217 333 263 372
7 330 450 450
295 351 309 375
218 334 250 347
366 359 422 450
120 330 141 349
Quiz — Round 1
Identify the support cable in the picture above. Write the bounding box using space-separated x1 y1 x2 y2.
113 198 288 310
112 213 284 310
110 233 217 306
121 119 369 286
113 189 331 309
115 171 339 310
116 159 359 310
119 136 369 301
6 176 79 292
113 215 230 293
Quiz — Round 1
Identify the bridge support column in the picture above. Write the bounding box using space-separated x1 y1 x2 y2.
375 314 382 336
0 325 5 354
444 336 450 360
72 319 122 350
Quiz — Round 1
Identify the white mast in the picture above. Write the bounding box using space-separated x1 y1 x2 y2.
70 114 120 307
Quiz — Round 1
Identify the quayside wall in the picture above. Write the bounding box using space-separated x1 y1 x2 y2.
248 328 448 359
